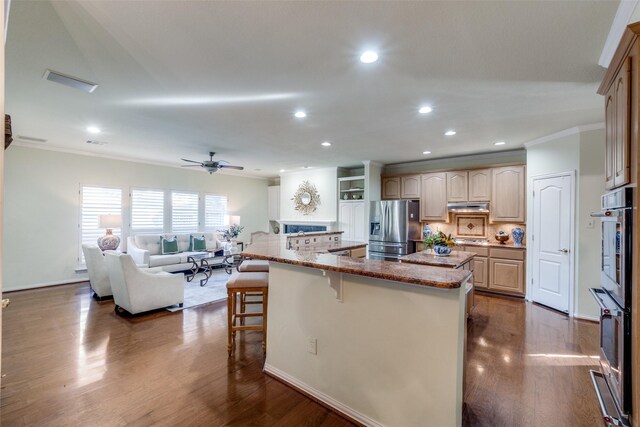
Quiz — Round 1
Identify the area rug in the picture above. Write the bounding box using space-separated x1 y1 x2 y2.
167 268 230 312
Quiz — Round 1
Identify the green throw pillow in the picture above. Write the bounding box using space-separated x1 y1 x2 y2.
160 236 179 254
189 235 207 251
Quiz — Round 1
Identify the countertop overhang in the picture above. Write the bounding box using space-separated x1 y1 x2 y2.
399 250 476 268
242 236 471 289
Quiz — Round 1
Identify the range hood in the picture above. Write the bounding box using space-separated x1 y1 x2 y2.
447 202 490 213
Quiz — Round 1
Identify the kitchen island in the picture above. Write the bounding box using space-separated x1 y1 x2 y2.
243 236 471 427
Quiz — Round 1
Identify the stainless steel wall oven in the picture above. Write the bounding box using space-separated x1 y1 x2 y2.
590 187 633 426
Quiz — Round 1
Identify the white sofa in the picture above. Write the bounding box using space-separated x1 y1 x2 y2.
127 232 224 272
105 252 184 315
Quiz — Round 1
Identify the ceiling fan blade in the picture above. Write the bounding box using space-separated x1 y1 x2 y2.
181 158 203 164
219 165 244 170
181 164 203 167
216 159 229 165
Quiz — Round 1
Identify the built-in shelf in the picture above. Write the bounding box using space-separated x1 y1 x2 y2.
340 188 364 193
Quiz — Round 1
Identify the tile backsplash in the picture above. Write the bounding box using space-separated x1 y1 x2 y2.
422 214 526 245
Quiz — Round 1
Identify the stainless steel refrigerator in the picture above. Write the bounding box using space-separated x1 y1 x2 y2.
368 200 421 261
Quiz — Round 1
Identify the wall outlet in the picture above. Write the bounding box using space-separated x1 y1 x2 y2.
307 337 317 355
587 220 595 229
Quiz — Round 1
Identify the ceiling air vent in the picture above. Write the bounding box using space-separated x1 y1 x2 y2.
17 135 47 143
43 69 99 93
86 140 108 146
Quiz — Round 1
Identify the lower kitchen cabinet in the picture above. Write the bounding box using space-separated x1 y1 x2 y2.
489 258 525 295
472 257 488 289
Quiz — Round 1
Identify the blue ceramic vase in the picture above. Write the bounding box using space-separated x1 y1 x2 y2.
433 244 452 257
512 227 524 246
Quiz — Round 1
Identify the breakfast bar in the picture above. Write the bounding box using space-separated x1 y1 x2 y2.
243 236 471 427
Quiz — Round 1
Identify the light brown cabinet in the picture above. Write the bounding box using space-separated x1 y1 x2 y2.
401 175 421 199
382 177 401 199
489 259 524 294
382 175 421 199
472 257 488 289
604 58 631 190
468 169 491 201
491 165 525 223
447 171 468 202
420 173 448 221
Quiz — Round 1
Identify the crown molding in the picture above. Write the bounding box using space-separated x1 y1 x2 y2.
598 0 639 68
10 141 270 180
523 123 604 148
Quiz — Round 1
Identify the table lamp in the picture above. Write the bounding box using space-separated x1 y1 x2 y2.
97 214 121 251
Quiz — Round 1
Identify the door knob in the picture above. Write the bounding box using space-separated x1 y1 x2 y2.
558 249 569 253
2 298 10 308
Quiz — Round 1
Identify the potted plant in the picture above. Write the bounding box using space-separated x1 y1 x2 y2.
221 224 244 242
423 231 455 257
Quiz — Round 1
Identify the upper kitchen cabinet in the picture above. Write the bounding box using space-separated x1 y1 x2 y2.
401 175 421 199
491 166 525 222
420 172 448 221
468 169 491 201
446 171 468 202
382 177 401 199
382 175 420 199
599 24 639 190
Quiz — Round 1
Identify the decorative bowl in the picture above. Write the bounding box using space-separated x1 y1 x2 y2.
495 233 510 244
433 244 452 257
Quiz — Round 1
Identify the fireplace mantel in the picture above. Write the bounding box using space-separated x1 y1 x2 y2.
277 219 336 231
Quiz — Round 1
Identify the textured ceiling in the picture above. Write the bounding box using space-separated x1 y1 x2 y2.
6 1 618 177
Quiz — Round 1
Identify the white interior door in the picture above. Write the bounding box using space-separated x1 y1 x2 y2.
531 174 573 313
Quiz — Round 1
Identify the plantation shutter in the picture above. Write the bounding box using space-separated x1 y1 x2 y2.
131 188 165 233
80 185 122 264
204 194 227 230
171 191 199 232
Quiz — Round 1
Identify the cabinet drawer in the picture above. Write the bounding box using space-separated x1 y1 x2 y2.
349 247 367 258
461 246 489 257
489 248 525 260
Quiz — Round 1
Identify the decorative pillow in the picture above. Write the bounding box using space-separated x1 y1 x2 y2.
189 235 207 252
160 236 179 254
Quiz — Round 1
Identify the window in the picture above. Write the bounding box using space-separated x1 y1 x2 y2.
131 188 164 233
80 185 122 264
171 191 199 232
204 194 228 230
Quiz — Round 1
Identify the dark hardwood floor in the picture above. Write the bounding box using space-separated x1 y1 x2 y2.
1 283 602 426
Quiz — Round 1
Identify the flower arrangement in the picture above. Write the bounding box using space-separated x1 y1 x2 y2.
423 231 455 249
221 224 244 241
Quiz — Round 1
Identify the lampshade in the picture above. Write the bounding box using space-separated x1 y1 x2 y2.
229 215 241 226
99 214 121 229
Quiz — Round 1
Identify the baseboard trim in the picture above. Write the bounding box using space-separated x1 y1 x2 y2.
4 279 88 293
573 313 599 323
263 363 383 427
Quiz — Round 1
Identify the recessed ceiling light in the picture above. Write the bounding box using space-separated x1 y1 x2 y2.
360 50 378 64
494 141 506 146
294 111 306 118
444 130 456 136
321 141 331 147
279 169 285 173
423 151 431 155
87 126 101 134
419 106 433 114
303 166 311 169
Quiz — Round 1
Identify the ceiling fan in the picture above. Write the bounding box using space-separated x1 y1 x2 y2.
180 152 244 174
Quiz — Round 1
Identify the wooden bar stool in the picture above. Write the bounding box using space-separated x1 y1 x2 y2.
238 260 270 314
226 272 269 356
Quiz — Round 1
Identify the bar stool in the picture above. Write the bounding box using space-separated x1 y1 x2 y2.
226 272 269 356
238 260 269 315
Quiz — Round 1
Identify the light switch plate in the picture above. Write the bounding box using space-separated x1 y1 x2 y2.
307 337 317 355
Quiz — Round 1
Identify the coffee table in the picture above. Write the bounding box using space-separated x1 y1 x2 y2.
186 252 224 287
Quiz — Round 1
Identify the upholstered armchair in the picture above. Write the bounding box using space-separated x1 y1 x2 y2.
82 244 113 299
104 252 184 315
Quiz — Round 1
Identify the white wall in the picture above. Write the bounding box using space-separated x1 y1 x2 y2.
279 167 338 222
3 146 269 291
526 128 604 319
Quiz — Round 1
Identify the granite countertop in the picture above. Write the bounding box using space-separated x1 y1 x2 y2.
243 236 471 289
399 250 476 268
411 238 526 249
284 231 344 238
